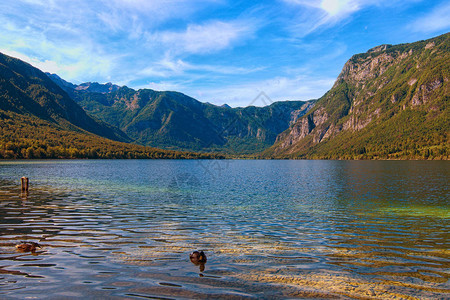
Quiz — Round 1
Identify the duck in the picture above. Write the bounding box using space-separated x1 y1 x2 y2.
189 250 207 264
15 241 42 253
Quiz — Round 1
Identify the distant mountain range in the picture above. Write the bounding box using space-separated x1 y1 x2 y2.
265 32 449 159
0 52 220 159
1 32 448 159
47 73 315 154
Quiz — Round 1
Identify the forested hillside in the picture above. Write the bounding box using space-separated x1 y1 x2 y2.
48 74 315 154
266 33 449 160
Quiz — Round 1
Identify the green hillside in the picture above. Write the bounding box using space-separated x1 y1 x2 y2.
0 52 221 159
0 52 128 142
0 110 222 159
47 75 315 154
266 33 449 160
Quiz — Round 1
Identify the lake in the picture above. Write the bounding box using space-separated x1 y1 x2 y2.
0 160 448 299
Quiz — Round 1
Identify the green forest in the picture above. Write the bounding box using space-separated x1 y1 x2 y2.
0 110 223 159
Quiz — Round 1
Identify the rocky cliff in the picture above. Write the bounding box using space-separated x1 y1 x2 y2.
267 33 449 159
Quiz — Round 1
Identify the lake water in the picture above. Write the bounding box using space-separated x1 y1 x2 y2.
0 160 448 299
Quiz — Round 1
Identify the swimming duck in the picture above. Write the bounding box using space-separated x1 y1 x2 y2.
15 241 42 253
189 250 207 264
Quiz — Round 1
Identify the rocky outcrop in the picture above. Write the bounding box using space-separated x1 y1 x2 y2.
411 79 444 107
289 101 316 125
276 107 329 147
75 82 120 94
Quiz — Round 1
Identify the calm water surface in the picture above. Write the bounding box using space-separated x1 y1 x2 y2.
0 160 448 299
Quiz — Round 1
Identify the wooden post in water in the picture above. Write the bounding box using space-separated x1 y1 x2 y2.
21 177 29 192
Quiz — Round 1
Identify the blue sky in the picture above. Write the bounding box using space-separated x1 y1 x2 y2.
0 0 449 107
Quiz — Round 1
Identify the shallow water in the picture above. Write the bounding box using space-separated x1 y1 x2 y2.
0 160 448 299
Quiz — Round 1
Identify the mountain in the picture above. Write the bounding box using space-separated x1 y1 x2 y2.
0 52 128 142
0 53 221 159
46 73 120 95
48 77 315 154
266 33 449 159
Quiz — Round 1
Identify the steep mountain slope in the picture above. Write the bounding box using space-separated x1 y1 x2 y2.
266 33 449 159
0 52 128 142
48 77 315 154
0 53 221 159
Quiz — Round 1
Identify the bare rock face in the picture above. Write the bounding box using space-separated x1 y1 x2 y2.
289 101 316 126
335 51 408 88
75 82 120 94
425 42 435 49
276 115 314 148
276 107 329 148
411 79 443 107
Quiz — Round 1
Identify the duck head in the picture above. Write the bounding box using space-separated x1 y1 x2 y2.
190 250 207 264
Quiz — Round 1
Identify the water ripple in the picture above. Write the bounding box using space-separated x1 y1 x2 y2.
0 160 448 299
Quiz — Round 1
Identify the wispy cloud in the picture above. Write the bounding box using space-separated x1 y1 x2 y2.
97 0 223 33
0 1 119 81
0 0 258 83
409 2 450 33
146 20 257 55
0 17 117 82
1 49 60 74
0 0 447 107
131 66 335 107
138 56 263 79
284 0 360 17
282 0 360 37
282 0 406 37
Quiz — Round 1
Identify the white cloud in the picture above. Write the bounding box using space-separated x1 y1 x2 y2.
0 18 116 82
284 0 360 17
409 2 450 33
138 56 263 79
98 0 225 33
0 0 258 85
0 1 122 81
0 0 337 108
20 0 54 6
107 0 221 15
320 0 359 16
147 20 256 55
131 70 335 107
282 0 396 36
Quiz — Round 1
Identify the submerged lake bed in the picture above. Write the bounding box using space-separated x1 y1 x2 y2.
0 160 449 299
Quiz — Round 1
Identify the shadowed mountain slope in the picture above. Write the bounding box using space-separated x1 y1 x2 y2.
0 52 129 142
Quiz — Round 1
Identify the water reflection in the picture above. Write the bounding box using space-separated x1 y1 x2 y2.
0 160 448 299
